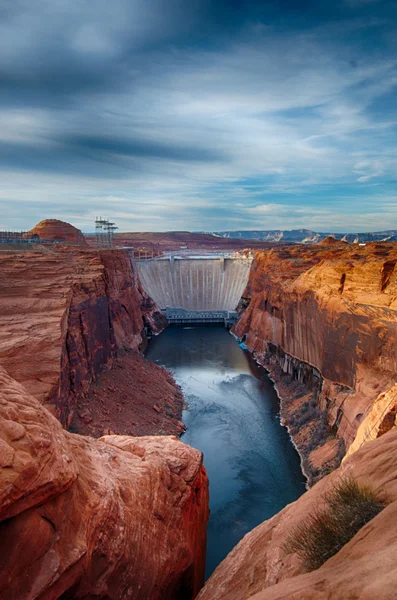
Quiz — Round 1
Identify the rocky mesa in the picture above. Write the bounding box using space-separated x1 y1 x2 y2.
234 242 397 481
24 218 89 246
0 365 209 600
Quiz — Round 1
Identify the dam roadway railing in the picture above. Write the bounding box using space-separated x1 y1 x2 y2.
135 254 252 314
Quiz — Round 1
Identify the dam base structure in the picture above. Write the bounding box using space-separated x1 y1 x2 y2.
136 255 252 325
163 307 239 327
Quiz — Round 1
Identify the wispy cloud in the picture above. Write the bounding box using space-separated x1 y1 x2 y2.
0 0 396 231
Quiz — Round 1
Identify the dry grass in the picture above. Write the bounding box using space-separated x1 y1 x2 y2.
283 477 386 572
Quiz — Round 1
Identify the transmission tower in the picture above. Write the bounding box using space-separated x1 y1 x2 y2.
95 217 117 248
103 221 118 248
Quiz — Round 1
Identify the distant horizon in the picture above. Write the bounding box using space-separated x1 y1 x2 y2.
4 220 397 236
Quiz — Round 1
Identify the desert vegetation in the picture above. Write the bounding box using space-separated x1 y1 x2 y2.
283 477 386 571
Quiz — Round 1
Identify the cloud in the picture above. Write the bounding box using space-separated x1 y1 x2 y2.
0 0 397 231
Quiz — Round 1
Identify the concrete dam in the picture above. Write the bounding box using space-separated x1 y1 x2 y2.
136 256 252 322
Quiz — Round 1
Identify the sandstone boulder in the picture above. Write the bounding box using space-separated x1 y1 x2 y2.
0 365 209 599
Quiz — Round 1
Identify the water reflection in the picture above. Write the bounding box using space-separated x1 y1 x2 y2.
145 326 305 578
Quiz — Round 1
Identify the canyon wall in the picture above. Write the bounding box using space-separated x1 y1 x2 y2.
197 423 397 600
234 243 397 472
0 246 166 426
0 365 209 599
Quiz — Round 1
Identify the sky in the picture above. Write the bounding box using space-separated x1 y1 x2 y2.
1 0 397 233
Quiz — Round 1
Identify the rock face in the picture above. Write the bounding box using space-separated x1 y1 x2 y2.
0 365 209 599
234 243 397 472
0 246 167 426
70 352 185 438
197 425 397 600
318 235 347 246
25 218 89 246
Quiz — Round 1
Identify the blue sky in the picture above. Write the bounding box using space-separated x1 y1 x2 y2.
1 0 397 232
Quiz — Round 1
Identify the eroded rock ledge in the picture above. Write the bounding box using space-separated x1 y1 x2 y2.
234 242 397 481
0 365 209 599
197 424 397 600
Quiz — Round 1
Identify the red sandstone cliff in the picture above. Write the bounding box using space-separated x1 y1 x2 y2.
197 423 397 600
0 246 168 428
25 218 89 246
0 365 209 599
234 243 397 477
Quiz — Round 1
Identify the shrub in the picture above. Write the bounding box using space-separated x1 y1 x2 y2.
290 402 327 433
282 477 386 572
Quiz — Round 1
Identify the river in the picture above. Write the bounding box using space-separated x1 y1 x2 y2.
145 326 305 579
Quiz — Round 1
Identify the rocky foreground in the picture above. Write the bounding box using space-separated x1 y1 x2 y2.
0 365 209 599
234 240 397 482
197 424 397 600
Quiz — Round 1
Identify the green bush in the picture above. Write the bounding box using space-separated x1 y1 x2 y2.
282 477 386 572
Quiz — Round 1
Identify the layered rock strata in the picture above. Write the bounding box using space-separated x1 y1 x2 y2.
0 246 167 427
0 365 209 600
197 425 397 600
234 243 397 478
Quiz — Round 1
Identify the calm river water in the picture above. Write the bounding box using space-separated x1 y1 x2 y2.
145 326 305 579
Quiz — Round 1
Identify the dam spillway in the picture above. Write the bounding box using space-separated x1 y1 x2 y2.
136 256 252 311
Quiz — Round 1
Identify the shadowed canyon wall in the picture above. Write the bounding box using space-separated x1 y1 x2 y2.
234 242 397 466
0 246 166 426
137 257 252 310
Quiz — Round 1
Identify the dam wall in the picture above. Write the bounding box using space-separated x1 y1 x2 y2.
136 257 252 310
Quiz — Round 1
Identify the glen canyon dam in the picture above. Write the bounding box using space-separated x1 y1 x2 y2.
136 255 252 312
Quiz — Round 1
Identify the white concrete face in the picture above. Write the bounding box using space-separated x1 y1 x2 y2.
136 257 252 310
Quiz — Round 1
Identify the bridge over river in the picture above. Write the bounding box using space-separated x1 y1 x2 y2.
136 255 252 324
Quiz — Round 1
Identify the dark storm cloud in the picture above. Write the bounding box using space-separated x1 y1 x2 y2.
61 134 226 164
0 133 225 177
2 0 392 108
1 0 397 231
0 140 132 177
0 0 194 106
